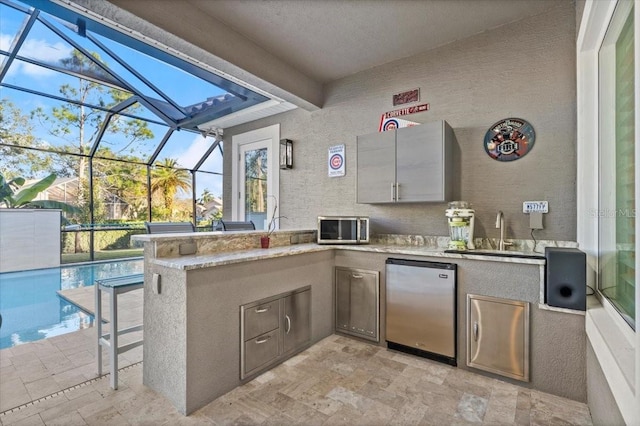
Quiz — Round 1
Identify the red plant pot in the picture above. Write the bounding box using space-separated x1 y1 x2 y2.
260 236 270 248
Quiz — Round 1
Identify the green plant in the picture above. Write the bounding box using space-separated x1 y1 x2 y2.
0 172 81 215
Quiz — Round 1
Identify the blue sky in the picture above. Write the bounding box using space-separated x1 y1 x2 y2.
0 0 224 198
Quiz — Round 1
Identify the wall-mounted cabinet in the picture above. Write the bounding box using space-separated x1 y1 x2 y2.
335 267 380 341
240 286 311 379
467 294 530 382
356 120 454 203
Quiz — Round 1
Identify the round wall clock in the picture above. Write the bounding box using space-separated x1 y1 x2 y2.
483 118 535 161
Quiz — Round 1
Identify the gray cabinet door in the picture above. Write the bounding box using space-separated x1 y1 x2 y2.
356 120 453 204
396 121 447 202
335 268 352 332
335 267 379 342
349 271 379 339
467 294 530 381
357 131 396 203
283 289 311 354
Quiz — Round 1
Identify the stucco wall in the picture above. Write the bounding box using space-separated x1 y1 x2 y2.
224 1 577 241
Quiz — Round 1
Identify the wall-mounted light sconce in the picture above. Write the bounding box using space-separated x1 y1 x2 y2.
280 139 293 169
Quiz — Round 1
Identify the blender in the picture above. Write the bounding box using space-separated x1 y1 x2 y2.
445 201 475 250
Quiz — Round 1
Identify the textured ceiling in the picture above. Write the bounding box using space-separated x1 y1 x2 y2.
186 0 566 83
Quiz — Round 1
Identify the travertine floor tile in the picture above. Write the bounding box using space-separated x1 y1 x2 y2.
1 335 593 425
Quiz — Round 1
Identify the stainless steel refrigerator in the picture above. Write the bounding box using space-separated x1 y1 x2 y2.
385 258 457 365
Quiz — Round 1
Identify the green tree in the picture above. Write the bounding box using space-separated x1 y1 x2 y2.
151 158 191 220
30 49 153 251
244 149 267 215
0 172 81 215
198 189 214 204
98 156 148 220
0 99 52 178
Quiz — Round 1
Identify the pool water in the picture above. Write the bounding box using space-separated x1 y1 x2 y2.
0 259 143 349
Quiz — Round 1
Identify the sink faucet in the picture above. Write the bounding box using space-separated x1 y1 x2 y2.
495 211 512 251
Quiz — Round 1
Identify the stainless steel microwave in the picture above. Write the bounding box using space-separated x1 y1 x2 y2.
317 216 369 244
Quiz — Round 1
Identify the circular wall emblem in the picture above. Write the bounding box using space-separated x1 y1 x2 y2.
483 118 535 161
330 153 343 170
382 119 399 131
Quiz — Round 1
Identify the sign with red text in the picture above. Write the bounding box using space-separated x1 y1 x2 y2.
328 144 345 177
382 103 429 119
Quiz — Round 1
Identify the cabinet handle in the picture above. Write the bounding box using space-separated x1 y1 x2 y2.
351 274 363 279
255 336 271 344
391 182 396 201
473 321 479 342
255 306 270 313
285 315 291 334
396 183 400 201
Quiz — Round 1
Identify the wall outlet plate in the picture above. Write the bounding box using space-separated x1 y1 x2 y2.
523 201 548 213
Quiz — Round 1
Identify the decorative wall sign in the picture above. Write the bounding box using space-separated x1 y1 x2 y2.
392 88 420 106
328 144 345 177
483 118 536 161
383 103 429 119
378 117 419 132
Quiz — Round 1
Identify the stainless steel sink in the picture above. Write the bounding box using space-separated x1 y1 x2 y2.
444 249 545 259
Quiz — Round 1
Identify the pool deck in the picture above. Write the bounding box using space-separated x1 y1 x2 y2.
57 286 143 328
0 287 143 414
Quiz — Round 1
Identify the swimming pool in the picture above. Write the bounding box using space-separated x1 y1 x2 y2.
0 259 143 349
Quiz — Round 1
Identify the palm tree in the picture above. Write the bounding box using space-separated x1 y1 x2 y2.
198 189 214 204
151 158 191 219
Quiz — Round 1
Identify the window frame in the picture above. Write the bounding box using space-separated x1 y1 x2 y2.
577 0 640 422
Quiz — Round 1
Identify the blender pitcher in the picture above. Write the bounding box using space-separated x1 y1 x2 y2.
445 201 475 250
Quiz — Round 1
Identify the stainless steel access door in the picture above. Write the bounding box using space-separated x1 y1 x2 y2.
282 289 311 354
467 294 530 381
386 259 456 358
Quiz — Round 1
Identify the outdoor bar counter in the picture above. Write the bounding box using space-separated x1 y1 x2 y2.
132 230 583 415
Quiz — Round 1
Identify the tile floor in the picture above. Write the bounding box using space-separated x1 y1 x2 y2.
0 288 144 414
0 334 593 425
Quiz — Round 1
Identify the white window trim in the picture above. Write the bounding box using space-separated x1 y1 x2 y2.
231 124 280 229
577 0 640 423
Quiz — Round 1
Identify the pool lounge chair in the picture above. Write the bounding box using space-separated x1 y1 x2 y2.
144 221 195 234
214 220 256 231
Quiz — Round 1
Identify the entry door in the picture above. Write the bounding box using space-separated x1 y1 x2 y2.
232 124 280 231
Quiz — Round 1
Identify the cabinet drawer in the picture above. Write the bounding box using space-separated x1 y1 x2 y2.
243 300 280 341
243 329 280 375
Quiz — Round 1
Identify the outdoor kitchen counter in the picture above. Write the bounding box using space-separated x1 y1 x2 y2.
132 230 585 415
130 229 580 271
141 242 547 270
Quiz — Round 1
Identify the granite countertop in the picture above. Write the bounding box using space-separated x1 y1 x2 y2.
148 243 547 271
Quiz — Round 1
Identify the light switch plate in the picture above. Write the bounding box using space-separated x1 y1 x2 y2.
523 201 548 213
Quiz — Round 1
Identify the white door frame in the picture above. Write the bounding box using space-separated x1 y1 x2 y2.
231 124 280 229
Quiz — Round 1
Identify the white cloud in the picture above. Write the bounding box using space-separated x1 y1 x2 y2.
1 35 72 78
172 134 223 197
0 34 13 51
176 134 209 169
